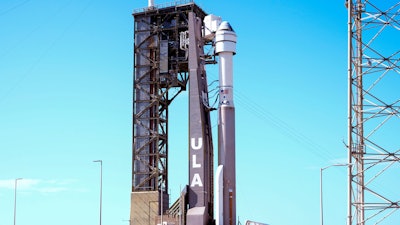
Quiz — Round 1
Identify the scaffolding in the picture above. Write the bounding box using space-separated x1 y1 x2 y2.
131 2 208 225
347 1 400 225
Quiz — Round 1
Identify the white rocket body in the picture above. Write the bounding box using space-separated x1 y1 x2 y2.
215 21 237 225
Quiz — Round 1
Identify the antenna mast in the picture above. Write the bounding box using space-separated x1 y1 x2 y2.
347 1 400 225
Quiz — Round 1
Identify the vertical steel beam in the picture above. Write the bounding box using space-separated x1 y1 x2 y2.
347 2 353 225
187 11 214 225
355 1 365 224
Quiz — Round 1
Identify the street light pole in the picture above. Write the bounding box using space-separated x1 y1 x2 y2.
14 178 22 225
320 167 324 225
93 160 103 225
320 164 351 225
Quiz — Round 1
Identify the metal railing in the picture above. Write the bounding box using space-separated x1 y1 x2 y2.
133 0 195 14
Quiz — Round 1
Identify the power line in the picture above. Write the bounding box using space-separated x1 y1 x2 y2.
0 0 95 105
206 69 339 162
0 0 31 17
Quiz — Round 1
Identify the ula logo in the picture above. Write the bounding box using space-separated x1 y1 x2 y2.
190 137 203 187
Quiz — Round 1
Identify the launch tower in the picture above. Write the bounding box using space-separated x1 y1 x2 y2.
131 1 217 224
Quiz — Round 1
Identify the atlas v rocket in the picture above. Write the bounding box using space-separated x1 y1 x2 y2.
215 21 237 225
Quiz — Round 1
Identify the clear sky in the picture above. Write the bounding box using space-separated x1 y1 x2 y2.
0 0 360 225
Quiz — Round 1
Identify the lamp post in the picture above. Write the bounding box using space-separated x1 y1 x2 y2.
320 163 351 225
14 178 22 225
93 160 103 225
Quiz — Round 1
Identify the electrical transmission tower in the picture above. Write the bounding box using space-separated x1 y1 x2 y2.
347 1 400 225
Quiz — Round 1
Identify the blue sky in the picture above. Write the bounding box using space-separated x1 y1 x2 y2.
0 0 358 225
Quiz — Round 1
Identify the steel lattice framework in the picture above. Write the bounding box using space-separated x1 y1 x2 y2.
347 1 400 225
133 2 206 193
131 2 210 224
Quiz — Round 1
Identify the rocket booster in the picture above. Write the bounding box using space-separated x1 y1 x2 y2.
216 21 237 225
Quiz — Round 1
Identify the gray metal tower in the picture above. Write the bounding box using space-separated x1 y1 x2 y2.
131 1 215 224
347 1 400 225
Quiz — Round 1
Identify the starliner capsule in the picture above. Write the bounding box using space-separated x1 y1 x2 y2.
215 21 237 225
